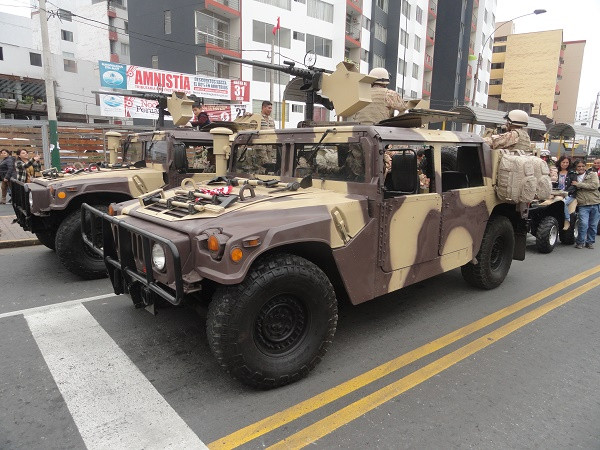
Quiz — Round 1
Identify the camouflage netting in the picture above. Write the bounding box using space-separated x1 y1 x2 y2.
496 154 552 204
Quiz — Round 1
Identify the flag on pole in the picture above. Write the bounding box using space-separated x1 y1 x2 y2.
272 17 280 35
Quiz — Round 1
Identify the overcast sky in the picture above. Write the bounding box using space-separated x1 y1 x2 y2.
2 0 598 111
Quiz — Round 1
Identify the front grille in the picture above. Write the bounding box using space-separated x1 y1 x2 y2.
9 181 31 230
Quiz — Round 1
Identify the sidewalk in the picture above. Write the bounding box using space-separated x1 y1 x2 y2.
0 202 39 249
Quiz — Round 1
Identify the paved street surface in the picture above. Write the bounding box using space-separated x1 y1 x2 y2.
1 240 599 449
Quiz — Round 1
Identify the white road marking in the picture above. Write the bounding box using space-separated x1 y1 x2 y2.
0 293 116 319
25 303 207 450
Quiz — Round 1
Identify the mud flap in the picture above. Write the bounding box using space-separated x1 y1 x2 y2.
513 223 527 261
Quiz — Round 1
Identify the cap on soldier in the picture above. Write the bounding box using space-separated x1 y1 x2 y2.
368 67 390 86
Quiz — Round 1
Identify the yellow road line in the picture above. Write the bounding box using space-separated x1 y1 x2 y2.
208 266 600 449
268 277 600 449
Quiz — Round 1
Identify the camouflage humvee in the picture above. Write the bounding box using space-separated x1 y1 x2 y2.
11 126 234 279
82 120 528 389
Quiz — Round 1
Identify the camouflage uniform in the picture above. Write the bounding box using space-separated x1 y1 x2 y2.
484 128 530 151
351 86 409 124
241 147 277 175
261 114 275 129
192 147 210 170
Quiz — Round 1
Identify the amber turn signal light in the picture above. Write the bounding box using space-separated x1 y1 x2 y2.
230 247 243 262
207 235 220 252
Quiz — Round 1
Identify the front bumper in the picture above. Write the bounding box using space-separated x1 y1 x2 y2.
81 203 185 306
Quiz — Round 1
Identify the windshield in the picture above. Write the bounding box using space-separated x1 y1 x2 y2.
177 139 214 173
231 143 282 175
294 143 365 182
123 141 144 163
145 140 168 165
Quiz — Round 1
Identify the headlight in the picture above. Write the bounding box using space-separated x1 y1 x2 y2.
29 191 34 207
151 243 166 271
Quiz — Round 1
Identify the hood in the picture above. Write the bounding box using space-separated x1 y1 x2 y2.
31 167 160 188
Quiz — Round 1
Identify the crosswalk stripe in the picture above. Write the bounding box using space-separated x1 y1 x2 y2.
25 303 207 450
0 293 115 319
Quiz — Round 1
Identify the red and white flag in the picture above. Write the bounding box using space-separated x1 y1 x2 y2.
272 17 280 35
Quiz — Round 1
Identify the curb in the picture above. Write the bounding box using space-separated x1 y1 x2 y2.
0 238 40 249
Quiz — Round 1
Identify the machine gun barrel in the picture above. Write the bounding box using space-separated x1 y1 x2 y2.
221 55 332 77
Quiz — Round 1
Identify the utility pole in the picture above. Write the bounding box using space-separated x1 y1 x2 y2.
588 92 599 154
39 0 60 169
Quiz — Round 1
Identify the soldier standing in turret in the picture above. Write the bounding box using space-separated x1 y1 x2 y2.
351 68 409 124
484 109 531 151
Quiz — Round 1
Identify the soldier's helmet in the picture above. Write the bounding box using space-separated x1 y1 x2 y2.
368 67 390 86
504 109 529 128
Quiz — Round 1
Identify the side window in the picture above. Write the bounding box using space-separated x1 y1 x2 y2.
182 142 214 173
125 141 144 163
441 145 483 192
294 143 365 182
146 140 168 164
384 143 433 194
232 144 282 175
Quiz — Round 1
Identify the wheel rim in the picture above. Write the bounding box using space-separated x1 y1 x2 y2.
254 295 308 356
549 225 558 246
490 236 506 270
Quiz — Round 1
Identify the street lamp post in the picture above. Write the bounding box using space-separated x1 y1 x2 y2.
471 9 546 107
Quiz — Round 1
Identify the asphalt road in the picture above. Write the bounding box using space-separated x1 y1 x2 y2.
1 240 599 449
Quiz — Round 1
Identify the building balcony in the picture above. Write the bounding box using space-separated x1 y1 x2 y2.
424 53 433 71
346 0 362 14
426 27 435 46
553 101 558 111
471 14 476 32
204 0 240 19
196 30 241 58
345 23 361 48
555 84 561 95
108 30 118 41
110 53 119 63
428 0 437 19
107 8 116 18
423 80 431 96
469 41 474 55
344 57 359 70
557 66 562 78
467 65 472 79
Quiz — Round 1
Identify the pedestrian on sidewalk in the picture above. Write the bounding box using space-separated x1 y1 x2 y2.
14 149 40 183
0 149 15 204
571 159 600 249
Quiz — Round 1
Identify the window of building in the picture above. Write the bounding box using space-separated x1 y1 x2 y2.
294 0 306 3
400 29 409 47
412 63 419 79
414 35 421 51
121 43 129 55
487 60 491 71
494 36 507 42
411 90 417 99
481 33 485 47
292 104 304 113
376 0 388 13
164 10 172 34
293 31 305 41
397 87 404 96
401 1 410 18
306 34 332 57
124 21 128 34
61 29 73 42
251 99 289 122
398 58 406 76
253 20 291 48
493 45 506 53
477 79 481 92
416 6 423 24
58 9 72 22
491 62 504 69
362 16 370 30
30 52 42 67
307 0 333 23
374 23 387 43
252 64 290 84
360 48 369 62
110 40 116 54
63 52 77 73
151 55 158 69
484 81 488 94
373 53 385 68
484 9 488 23
255 0 291 10
490 78 502 85
0 47 3 60
491 13 495 27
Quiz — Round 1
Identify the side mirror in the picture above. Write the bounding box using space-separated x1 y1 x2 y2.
173 144 188 173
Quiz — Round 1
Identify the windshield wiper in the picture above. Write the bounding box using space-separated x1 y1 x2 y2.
302 128 337 166
236 132 258 163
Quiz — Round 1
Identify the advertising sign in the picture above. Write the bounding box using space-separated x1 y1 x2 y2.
98 61 250 102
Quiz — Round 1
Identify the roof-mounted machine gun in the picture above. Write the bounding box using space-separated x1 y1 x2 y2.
221 56 376 121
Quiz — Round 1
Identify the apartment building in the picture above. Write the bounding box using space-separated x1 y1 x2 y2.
489 22 584 123
0 0 130 121
430 0 496 114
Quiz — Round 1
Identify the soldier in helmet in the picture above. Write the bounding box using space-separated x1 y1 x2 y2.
483 109 531 151
351 68 409 124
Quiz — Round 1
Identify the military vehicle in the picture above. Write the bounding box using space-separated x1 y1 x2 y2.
82 113 534 388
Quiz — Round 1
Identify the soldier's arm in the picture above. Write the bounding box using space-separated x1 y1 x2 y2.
489 130 519 149
385 91 409 113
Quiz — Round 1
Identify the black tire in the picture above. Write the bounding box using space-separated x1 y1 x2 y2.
535 216 559 254
559 213 578 245
55 205 108 279
35 230 57 251
461 216 515 290
206 253 338 389
441 147 458 172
